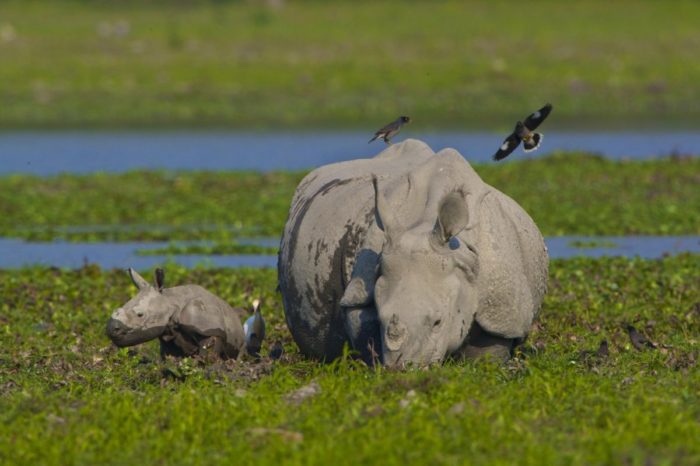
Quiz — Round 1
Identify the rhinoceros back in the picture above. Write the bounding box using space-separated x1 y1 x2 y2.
278 140 436 359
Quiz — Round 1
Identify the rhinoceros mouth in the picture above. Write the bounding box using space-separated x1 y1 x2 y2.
106 318 166 347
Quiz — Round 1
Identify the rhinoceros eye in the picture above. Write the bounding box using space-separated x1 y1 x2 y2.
448 237 460 250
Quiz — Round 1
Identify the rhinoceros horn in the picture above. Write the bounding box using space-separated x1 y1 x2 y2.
384 314 407 352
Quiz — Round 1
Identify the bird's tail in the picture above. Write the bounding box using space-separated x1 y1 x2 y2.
368 134 379 143
523 133 543 152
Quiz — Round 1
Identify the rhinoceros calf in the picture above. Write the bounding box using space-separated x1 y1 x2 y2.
278 139 548 366
107 268 250 360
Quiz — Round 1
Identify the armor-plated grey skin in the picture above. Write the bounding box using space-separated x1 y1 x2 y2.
107 268 247 360
278 139 548 367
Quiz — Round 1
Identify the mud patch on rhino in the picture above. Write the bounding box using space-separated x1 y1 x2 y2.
339 220 368 287
313 238 329 267
279 177 357 360
295 217 368 361
283 178 355 282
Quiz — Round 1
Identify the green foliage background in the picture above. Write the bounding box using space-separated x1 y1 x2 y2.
0 0 698 128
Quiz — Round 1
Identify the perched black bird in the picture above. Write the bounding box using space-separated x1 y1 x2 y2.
493 103 553 161
369 116 411 145
269 340 284 360
596 339 609 358
154 268 165 292
578 339 609 362
626 324 656 351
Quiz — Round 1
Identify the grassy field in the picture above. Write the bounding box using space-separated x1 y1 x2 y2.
1 153 698 242
1 256 699 465
1 0 699 128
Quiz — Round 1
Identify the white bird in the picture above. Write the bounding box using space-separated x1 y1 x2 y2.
244 299 265 356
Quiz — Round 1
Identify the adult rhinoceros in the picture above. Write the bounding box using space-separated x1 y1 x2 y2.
278 139 548 366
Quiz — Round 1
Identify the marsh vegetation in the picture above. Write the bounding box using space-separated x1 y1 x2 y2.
2 154 698 244
1 257 699 464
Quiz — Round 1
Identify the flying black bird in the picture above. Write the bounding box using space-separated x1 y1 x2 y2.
369 116 411 145
493 103 553 161
626 324 656 351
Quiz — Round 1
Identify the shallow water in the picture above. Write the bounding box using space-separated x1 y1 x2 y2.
1 130 699 175
0 236 697 269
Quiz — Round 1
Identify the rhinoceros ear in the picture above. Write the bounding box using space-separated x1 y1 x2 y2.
433 191 469 243
154 268 165 292
128 268 151 290
372 175 400 236
340 276 374 307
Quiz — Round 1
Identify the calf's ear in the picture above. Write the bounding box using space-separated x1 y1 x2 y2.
433 191 469 244
128 268 151 290
154 268 165 292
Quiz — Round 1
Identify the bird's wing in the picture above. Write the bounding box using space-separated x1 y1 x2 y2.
523 103 553 131
376 119 401 135
493 132 522 161
369 120 398 143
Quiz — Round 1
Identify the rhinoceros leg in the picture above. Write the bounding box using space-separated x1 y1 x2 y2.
198 335 228 361
456 321 515 362
344 306 381 365
159 332 195 358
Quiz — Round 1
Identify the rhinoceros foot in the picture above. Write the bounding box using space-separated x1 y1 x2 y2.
456 321 516 362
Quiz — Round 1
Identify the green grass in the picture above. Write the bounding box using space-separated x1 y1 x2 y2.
1 0 699 128
1 255 699 465
0 170 303 240
1 154 698 241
